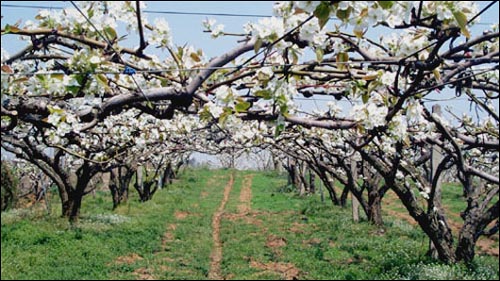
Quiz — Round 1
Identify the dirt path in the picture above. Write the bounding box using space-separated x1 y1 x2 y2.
238 175 253 214
208 174 235 280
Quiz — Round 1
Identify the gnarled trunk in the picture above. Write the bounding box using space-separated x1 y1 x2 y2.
455 224 477 263
393 184 456 263
109 166 133 209
367 189 383 226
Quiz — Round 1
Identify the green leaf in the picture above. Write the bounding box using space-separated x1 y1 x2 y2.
235 100 251 113
254 90 272 99
190 53 201 62
336 7 352 21
177 46 185 59
104 26 117 41
96 74 108 84
199 107 212 121
218 107 232 124
367 80 379 95
290 49 299 65
433 69 442 83
47 105 64 115
362 73 378 81
453 11 471 38
254 37 263 54
275 123 285 137
378 1 394 9
65 86 80 95
353 28 365 38
2 24 20 34
336 52 349 70
315 48 324 62
96 74 111 93
314 2 331 29
13 77 29 83
87 7 94 19
51 74 64 80
362 93 369 104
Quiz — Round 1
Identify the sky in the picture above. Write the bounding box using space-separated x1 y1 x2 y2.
2 1 498 111
1 1 274 58
2 2 498 57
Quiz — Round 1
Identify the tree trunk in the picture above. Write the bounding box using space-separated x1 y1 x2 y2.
293 163 305 195
109 167 131 209
62 198 72 218
455 224 477 263
120 171 131 202
298 165 309 196
59 181 74 219
68 191 83 223
320 172 340 205
340 185 349 207
351 159 359 222
454 196 494 263
428 110 444 259
392 184 456 263
367 189 383 226
309 169 316 194
61 189 84 223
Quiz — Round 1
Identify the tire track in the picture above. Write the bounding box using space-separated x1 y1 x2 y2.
208 174 234 280
237 175 253 214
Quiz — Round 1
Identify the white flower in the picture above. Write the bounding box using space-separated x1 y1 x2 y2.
155 18 170 34
470 148 481 157
396 170 404 180
406 99 426 125
47 113 62 126
389 114 408 141
136 136 146 148
150 128 160 141
1 48 9 64
367 103 388 128
385 14 403 28
63 75 80 87
253 17 284 42
420 187 431 200
38 10 51 18
293 1 322 13
211 24 225 38
89 55 101 64
256 67 274 81
327 101 342 116
273 1 292 16
338 1 351 11
206 102 223 118
203 18 217 30
148 18 172 48
215 85 232 102
380 71 396 86
351 102 388 130
57 122 72 136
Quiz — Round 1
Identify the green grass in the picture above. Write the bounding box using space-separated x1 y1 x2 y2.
1 169 498 280
219 172 499 280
